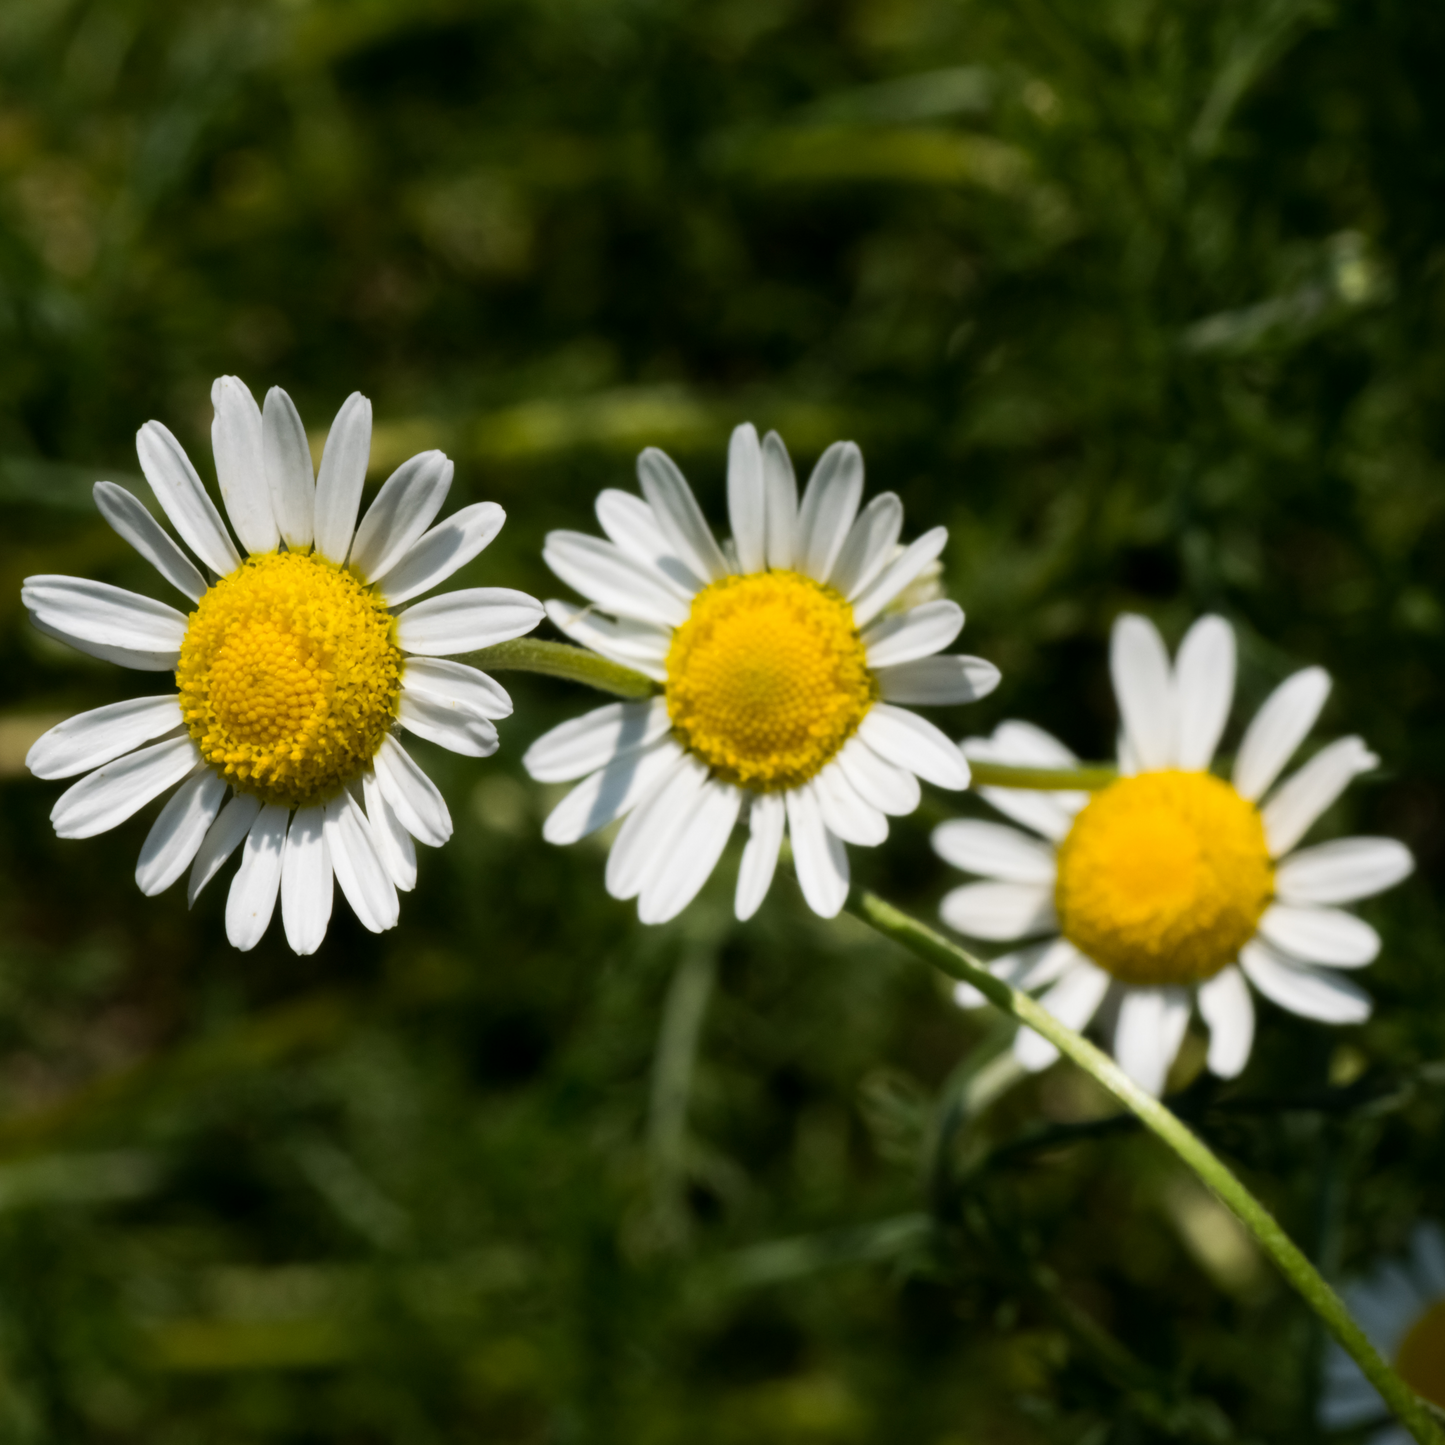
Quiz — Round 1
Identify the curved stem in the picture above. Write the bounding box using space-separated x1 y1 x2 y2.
968 760 1117 791
847 889 1444 1445
465 639 657 699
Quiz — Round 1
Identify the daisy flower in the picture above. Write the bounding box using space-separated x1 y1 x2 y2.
23 378 542 954
523 424 1000 924
934 613 1413 1096
1321 1223 1445 1441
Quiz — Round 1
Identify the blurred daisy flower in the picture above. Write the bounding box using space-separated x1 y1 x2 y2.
935 613 1412 1095
24 378 541 954
1321 1223 1445 1441
524 425 1000 924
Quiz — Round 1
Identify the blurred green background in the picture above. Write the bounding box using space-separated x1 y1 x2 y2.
1 0 1443 1439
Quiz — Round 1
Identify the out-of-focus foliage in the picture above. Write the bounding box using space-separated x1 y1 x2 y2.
1 0 1443 1440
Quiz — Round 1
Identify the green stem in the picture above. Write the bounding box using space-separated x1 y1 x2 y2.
466 639 656 699
846 889 1444 1445
968 760 1117 791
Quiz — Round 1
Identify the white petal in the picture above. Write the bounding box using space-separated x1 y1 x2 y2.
786 784 850 919
876 655 1000 706
963 724 1085 839
736 791 785 921
324 790 399 934
1014 937 1088 990
939 881 1056 941
1173 614 1235 771
372 734 452 847
1240 939 1372 1023
50 735 201 840
1274 837 1414 905
135 767 227 896
211 376 277 556
262 386 315 550
813 762 888 846
225 802 288 951
543 599 670 681
830 492 903 600
22 575 189 654
1262 736 1378 856
636 448 728 583
975 786 1077 842
394 587 544 655
396 692 499 757
850 527 948 628
975 719 1080 767
1110 613 1175 772
956 937 1084 1008
863 600 964 668
28 611 179 672
349 450 453 581
380 501 506 607
543 531 690 627
796 441 864 582
834 733 921 816
1233 666 1331 801
1412 1226 1445 1299
363 770 417 891
281 805 332 955
135 420 241 577
312 391 372 563
403 656 512 721
638 779 742 924
1257 903 1380 967
1013 959 1111 1071
27 695 183 780
188 792 262 904
594 490 704 597
92 481 205 602
1113 987 1192 1096
726 423 766 574
931 819 1057 883
543 737 683 844
523 698 670 783
858 704 970 790
1198 966 1255 1079
1318 1371 1387 1431
605 752 708 900
762 430 799 570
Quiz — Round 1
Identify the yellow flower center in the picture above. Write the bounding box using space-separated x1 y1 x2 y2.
664 570 876 791
1054 771 1273 986
1396 1298 1445 1408
176 551 402 808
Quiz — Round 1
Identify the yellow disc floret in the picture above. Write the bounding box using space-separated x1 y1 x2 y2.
664 570 876 791
177 551 401 807
1054 770 1273 987
1396 1299 1445 1408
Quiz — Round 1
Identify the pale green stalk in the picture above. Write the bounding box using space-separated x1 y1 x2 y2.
466 638 656 698
498 638 1440 1440
846 890 1444 1445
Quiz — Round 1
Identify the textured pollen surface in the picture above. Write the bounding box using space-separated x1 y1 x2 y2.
1396 1299 1445 1408
665 570 876 791
177 551 401 806
1054 770 1273 986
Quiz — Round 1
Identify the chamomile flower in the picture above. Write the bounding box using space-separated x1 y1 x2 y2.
1321 1223 1445 1441
523 425 1000 924
935 613 1413 1095
24 378 542 954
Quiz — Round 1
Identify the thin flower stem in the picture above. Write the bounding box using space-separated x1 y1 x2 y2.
466 639 657 699
846 888 1445 1445
967 760 1117 790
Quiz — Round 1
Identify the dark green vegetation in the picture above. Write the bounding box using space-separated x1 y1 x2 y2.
2 0 1444 1439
